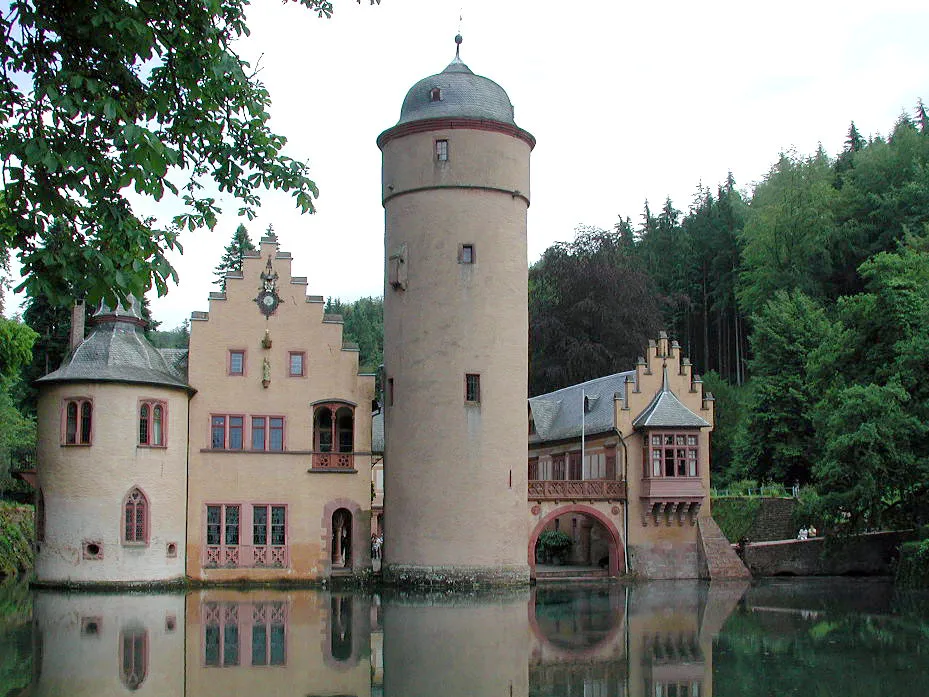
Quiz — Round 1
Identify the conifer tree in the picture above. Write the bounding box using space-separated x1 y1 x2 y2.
214 224 257 291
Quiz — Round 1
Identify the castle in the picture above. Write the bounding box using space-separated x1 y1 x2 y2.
28 39 747 586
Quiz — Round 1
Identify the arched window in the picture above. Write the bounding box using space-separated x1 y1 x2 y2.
124 488 148 545
120 627 148 690
336 407 354 453
314 407 333 452
331 508 352 567
139 400 167 446
63 398 93 445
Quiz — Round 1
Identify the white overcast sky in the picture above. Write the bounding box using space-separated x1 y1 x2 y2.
8 0 929 327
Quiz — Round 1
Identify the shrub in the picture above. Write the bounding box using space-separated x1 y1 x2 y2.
896 539 929 588
536 529 573 563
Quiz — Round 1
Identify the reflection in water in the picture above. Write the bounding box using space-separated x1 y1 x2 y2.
20 578 929 697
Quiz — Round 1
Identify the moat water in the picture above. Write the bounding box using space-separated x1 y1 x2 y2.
1 577 927 696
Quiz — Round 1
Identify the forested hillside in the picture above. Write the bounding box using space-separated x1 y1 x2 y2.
531 104 929 532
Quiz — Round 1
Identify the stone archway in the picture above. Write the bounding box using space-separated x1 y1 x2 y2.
331 508 352 567
529 504 625 578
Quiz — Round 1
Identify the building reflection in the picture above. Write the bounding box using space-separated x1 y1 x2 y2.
185 590 373 697
31 591 184 697
27 582 745 697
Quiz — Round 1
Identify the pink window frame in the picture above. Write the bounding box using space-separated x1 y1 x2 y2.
228 349 246 376
61 397 93 445
250 415 286 451
643 430 700 478
202 601 288 667
203 503 290 569
211 414 246 450
287 351 306 377
138 399 168 448
123 487 150 545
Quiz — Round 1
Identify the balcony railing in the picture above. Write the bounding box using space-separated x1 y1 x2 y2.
311 452 354 470
204 545 288 568
528 479 627 501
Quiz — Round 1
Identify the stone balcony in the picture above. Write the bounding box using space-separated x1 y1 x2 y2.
311 452 354 470
528 479 627 502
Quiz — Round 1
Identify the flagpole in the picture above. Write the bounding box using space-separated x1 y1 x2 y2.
581 388 585 479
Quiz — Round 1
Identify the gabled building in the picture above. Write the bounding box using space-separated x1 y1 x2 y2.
32 234 376 586
528 332 749 580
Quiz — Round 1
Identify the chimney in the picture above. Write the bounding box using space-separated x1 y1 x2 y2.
69 300 85 351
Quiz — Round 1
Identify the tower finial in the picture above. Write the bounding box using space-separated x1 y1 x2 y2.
455 31 462 59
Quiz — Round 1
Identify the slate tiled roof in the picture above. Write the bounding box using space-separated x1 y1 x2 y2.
395 55 516 127
37 312 190 391
372 411 384 454
632 367 710 429
529 371 635 444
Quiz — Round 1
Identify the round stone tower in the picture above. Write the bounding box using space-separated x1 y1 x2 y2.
377 36 534 586
34 299 191 585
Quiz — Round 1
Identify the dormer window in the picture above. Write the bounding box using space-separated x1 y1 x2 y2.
430 87 442 102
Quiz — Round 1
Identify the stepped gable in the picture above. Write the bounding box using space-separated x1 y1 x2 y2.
37 298 190 391
633 366 710 429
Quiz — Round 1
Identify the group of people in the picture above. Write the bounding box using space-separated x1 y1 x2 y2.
797 526 818 540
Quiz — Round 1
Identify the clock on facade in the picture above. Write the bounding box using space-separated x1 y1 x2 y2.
254 256 281 317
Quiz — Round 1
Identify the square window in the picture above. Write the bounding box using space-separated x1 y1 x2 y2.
435 139 448 161
229 350 245 376
465 373 481 403
459 243 475 264
288 352 305 377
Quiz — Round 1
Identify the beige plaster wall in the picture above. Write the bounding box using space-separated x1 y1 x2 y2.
382 127 530 203
381 127 530 572
35 382 188 583
186 238 375 581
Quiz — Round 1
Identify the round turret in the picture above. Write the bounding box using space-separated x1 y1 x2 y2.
34 298 192 585
379 38 533 586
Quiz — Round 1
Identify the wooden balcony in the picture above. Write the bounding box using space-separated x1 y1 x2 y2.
528 479 627 501
311 452 354 470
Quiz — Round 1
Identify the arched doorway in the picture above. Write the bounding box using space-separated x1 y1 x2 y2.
529 505 624 578
331 508 352 568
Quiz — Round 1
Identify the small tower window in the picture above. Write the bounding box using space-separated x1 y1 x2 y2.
435 139 448 162
465 373 481 404
458 243 474 264
430 87 442 102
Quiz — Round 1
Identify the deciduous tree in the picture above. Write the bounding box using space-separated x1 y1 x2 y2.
0 0 377 308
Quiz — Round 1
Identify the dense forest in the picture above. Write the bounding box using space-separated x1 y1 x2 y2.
3 103 928 534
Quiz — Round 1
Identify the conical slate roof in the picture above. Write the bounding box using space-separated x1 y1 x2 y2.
632 367 709 429
37 300 190 391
